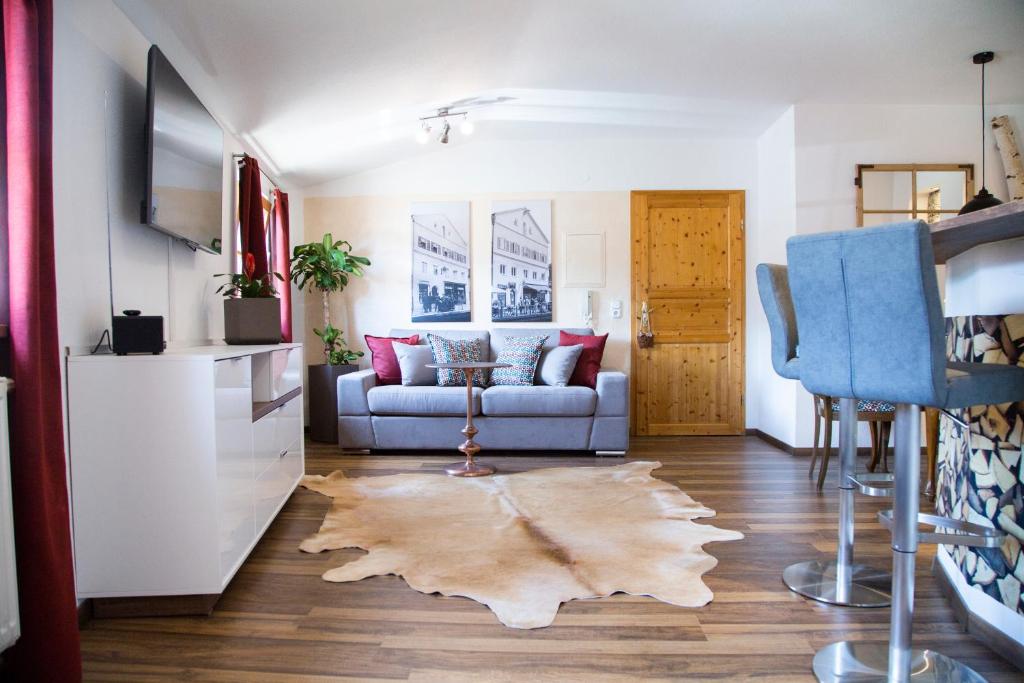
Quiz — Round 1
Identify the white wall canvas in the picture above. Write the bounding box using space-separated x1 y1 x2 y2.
491 200 553 322
411 201 471 322
563 232 605 287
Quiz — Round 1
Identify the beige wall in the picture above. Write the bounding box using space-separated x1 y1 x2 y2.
303 192 633 373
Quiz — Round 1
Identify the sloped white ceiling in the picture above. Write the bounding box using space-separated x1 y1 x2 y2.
114 0 1024 187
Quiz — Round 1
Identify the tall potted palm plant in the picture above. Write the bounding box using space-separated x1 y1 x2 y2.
290 234 371 443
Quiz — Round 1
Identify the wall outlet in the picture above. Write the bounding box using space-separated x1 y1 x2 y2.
610 299 623 319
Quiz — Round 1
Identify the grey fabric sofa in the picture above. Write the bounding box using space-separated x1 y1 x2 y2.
337 327 629 453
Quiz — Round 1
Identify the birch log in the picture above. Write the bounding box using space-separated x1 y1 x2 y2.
992 115 1024 201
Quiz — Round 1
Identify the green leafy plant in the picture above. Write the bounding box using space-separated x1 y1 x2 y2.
215 253 283 298
314 323 363 365
290 234 371 364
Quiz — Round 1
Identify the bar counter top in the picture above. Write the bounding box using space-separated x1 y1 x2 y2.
931 199 1024 264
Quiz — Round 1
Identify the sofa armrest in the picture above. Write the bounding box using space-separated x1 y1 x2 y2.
338 369 378 416
595 370 628 417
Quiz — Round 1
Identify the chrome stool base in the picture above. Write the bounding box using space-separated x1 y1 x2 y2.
813 642 986 682
783 560 891 607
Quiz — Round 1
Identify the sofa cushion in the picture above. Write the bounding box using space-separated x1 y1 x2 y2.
392 341 435 386
388 328 490 361
367 386 482 416
561 330 608 389
481 385 597 417
490 327 591 362
365 334 419 385
537 344 583 386
491 335 548 386
426 334 487 387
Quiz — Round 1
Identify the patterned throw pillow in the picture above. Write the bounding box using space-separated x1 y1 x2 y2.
426 334 487 387
491 335 548 386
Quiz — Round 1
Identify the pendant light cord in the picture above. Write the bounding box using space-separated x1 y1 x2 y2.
980 59 986 188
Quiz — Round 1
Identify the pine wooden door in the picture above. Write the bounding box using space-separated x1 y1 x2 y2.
631 190 745 435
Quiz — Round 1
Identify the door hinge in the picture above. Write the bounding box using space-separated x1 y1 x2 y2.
740 219 745 232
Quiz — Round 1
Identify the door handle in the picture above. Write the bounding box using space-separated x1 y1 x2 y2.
637 301 654 348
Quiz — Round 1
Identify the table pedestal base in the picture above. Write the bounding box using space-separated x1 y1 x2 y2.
444 461 496 477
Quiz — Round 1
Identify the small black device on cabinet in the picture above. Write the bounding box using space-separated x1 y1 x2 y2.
112 310 165 355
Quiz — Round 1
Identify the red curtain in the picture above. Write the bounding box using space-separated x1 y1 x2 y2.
3 0 82 679
238 154 268 279
271 188 292 342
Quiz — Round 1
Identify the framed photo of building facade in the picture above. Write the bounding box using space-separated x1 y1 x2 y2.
491 200 552 322
411 202 471 322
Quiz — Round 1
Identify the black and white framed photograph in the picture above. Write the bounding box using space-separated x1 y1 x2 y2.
490 200 552 322
411 201 471 322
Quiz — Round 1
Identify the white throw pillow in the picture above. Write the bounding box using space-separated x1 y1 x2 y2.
392 341 435 386
537 344 584 386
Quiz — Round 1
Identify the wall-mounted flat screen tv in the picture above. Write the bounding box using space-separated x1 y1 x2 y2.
143 45 224 254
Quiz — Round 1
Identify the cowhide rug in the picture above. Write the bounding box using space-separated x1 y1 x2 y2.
299 461 742 629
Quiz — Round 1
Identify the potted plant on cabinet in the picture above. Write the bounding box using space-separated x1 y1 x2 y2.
290 234 371 443
216 253 285 344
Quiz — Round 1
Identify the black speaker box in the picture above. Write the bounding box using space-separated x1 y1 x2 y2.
112 311 165 355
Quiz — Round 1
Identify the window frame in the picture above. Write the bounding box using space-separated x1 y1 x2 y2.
855 163 975 227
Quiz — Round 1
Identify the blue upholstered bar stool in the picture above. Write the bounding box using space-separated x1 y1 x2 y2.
756 264 891 608
787 221 1021 683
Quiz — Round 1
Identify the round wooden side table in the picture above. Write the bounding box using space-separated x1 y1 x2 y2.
426 362 510 477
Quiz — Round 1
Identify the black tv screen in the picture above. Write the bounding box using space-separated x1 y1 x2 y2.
143 45 224 254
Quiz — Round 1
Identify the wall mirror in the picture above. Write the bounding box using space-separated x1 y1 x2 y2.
856 164 974 227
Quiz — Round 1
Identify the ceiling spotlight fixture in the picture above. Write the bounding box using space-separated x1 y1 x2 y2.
959 51 1002 215
415 123 431 144
417 107 473 145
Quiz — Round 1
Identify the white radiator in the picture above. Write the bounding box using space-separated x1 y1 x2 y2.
0 379 19 652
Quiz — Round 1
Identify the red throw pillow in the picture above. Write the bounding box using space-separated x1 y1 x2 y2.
559 331 608 389
364 334 420 385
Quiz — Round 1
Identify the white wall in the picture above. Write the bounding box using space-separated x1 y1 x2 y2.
306 136 760 199
749 107 798 445
53 0 304 354
303 135 761 424
794 103 1024 238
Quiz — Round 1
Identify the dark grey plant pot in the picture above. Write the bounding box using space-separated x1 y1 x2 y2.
308 363 360 443
223 297 282 345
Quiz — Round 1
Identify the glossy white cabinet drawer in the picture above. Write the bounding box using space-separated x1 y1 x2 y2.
275 395 302 460
214 358 255 580
253 437 301 535
215 356 251 390
252 410 278 479
252 396 301 478
252 348 302 402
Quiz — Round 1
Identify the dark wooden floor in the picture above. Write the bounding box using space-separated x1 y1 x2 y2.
80 437 1019 681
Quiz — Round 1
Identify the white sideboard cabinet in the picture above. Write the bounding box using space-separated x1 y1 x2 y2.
67 344 303 616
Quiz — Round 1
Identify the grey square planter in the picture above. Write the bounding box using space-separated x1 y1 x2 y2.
224 297 282 345
308 363 361 443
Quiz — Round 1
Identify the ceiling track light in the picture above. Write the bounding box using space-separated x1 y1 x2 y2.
416 122 431 144
416 107 473 145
